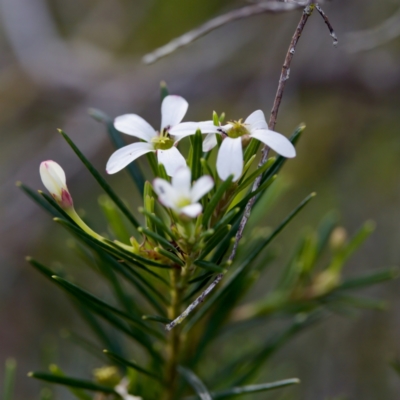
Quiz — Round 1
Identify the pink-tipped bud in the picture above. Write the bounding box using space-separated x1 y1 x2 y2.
39 160 73 209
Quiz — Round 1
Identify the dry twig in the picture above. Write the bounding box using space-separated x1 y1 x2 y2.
142 2 305 64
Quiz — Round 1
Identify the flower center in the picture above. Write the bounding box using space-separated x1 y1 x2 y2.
226 119 250 138
176 196 192 208
151 133 174 150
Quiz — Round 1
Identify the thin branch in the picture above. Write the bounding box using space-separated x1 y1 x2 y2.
165 4 316 332
142 2 304 64
315 4 338 46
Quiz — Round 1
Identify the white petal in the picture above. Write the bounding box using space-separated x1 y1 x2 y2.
172 167 191 196
216 137 243 182
40 160 66 196
153 178 178 209
170 121 220 141
181 203 202 218
157 147 187 177
106 142 154 174
250 129 296 158
202 133 218 152
161 95 188 130
190 176 214 203
245 110 269 131
114 114 156 142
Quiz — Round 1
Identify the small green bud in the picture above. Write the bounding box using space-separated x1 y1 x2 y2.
93 366 121 387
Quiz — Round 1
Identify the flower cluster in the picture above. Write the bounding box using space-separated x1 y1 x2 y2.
107 95 296 183
40 95 296 223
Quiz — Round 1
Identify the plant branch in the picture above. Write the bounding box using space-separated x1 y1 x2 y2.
165 4 318 332
142 2 305 64
315 4 338 46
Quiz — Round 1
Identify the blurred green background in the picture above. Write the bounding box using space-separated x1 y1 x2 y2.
1 0 400 398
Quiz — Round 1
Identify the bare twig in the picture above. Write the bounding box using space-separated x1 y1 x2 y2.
315 4 338 46
165 5 317 332
142 2 304 64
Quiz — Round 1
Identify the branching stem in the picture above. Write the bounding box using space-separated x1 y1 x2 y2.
165 5 318 332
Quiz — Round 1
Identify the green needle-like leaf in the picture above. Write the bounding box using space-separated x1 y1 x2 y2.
139 208 177 240
208 378 300 399
262 123 305 184
142 315 172 324
48 365 92 400
337 267 400 291
3 359 16 400
28 372 116 394
185 193 316 332
200 225 232 259
190 130 203 181
178 366 212 400
51 276 163 340
59 129 139 228
194 260 226 273
88 108 145 194
104 350 163 382
156 247 185 266
139 227 176 252
243 138 261 164
235 157 276 194
234 175 277 210
17 182 60 216
203 175 234 227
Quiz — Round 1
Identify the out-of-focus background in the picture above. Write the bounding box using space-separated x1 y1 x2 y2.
1 0 400 398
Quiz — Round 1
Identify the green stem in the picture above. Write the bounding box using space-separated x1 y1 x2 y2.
66 208 104 241
165 268 183 400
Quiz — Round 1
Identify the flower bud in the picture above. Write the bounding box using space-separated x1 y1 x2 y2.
39 161 73 209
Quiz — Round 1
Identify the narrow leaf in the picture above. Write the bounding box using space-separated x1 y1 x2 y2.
104 350 163 382
3 358 16 400
17 182 60 216
142 315 172 324
210 378 300 399
52 276 163 339
178 366 212 400
190 130 203 181
88 108 145 194
203 176 234 227
59 129 139 228
194 260 226 273
28 372 116 394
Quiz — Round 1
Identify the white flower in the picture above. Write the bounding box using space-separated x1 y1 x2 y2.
107 95 193 177
115 378 142 400
39 160 73 208
200 110 296 181
153 167 214 218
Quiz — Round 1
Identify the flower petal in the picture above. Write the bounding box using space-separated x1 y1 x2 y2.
250 129 296 158
172 167 191 197
190 176 214 203
216 137 243 182
157 147 187 177
161 95 188 130
181 203 202 218
106 142 154 174
153 178 178 209
170 121 219 141
202 133 218 152
245 110 269 131
114 114 156 142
